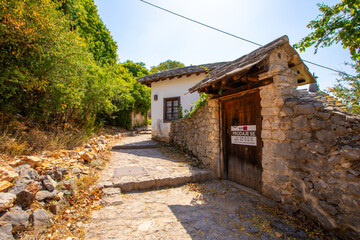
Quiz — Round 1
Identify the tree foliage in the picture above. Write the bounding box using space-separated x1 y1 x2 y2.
295 0 360 114
121 60 149 78
0 0 92 122
150 60 185 74
0 0 151 130
56 0 118 65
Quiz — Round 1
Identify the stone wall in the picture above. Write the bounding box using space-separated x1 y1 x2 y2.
131 111 146 128
170 46 360 238
170 99 220 171
261 88 360 239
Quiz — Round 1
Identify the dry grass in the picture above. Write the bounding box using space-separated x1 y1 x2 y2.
0 114 92 157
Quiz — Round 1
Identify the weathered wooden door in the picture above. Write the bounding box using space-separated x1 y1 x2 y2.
222 90 262 192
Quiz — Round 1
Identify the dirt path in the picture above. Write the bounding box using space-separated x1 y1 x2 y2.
85 134 334 240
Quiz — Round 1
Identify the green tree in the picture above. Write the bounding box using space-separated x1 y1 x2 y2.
0 0 93 123
120 60 149 78
56 0 118 65
295 0 360 114
150 60 185 74
0 0 151 131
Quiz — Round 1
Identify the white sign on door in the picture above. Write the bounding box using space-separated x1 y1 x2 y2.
231 125 257 146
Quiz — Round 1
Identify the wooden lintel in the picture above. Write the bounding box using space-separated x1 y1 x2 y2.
235 75 258 83
232 76 238 81
214 78 273 99
219 85 235 90
247 76 259 82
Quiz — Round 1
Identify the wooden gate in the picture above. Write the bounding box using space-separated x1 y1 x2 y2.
222 90 262 192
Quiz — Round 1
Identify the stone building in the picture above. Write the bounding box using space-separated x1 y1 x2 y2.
169 36 360 239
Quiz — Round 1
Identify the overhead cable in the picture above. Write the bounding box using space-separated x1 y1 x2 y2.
140 0 356 77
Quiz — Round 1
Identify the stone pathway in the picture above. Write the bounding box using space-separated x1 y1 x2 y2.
97 134 215 192
86 134 335 240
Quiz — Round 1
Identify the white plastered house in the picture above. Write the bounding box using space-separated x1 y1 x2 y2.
137 62 227 141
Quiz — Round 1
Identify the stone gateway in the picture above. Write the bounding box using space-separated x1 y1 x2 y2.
169 36 360 239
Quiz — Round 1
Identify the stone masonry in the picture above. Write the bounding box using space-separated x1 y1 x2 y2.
170 45 360 239
170 99 220 172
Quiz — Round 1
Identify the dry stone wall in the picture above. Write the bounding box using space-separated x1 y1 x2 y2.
170 99 220 171
262 88 360 239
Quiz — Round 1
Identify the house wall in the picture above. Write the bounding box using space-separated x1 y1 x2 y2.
151 73 203 141
170 47 360 238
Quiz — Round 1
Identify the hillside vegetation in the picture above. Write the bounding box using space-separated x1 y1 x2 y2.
0 0 150 154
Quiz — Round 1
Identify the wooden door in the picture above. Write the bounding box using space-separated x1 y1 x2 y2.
222 90 262 192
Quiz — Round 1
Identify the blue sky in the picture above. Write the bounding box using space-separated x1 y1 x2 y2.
94 0 355 90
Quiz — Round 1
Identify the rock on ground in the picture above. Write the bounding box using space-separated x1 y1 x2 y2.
0 222 14 240
0 193 16 211
0 210 30 232
30 209 54 228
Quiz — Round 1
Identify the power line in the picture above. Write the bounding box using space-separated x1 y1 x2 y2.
140 0 356 78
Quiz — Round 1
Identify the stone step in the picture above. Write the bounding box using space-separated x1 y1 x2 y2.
99 169 216 193
112 141 158 150
139 130 152 135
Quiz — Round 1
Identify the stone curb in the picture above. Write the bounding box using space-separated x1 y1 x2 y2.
104 170 216 193
111 144 159 150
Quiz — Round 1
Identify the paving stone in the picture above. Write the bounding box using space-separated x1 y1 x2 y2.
102 188 121 196
113 167 147 177
100 194 123 206
86 134 333 240
100 135 216 192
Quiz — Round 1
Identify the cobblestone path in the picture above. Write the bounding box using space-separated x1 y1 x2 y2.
85 134 335 240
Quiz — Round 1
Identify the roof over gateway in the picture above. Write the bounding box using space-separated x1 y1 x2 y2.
189 35 316 93
137 62 228 86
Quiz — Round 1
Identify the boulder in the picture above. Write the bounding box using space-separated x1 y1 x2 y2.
8 178 32 195
80 152 93 162
53 167 68 180
35 190 58 201
11 156 41 168
14 190 34 209
0 193 16 211
48 203 61 215
0 210 30 232
0 222 14 240
30 209 53 228
0 181 12 193
43 175 57 191
25 181 40 195
15 165 39 181
0 167 18 182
